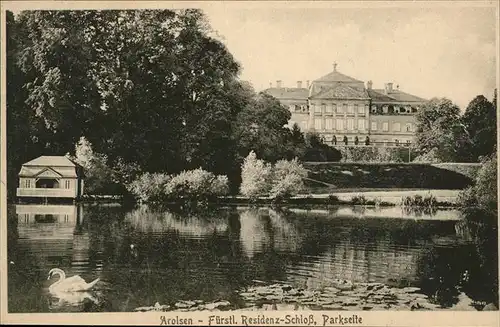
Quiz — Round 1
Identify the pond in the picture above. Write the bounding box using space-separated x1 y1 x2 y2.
6 204 498 313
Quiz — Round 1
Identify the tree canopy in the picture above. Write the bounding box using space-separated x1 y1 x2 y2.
6 9 340 197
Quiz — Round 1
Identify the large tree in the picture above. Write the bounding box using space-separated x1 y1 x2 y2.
461 94 497 161
414 97 473 162
232 91 292 163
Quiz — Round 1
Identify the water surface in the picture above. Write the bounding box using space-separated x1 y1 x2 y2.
7 204 498 312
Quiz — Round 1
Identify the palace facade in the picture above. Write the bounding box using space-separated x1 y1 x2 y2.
263 64 428 147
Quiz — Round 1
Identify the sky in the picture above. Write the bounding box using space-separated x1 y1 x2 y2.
202 3 497 109
5 2 497 109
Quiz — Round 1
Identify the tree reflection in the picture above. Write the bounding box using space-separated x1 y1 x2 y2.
416 208 498 308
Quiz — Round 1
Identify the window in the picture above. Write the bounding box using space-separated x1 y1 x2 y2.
358 105 365 114
365 105 369 113
347 119 354 131
371 122 377 131
358 119 365 131
314 104 321 113
321 104 326 113
314 118 322 130
348 104 354 114
325 118 333 130
342 103 348 113
65 180 71 189
25 179 31 188
325 104 333 114
371 105 377 113
336 119 344 130
393 122 401 132
383 122 389 131
332 104 337 113
405 123 412 132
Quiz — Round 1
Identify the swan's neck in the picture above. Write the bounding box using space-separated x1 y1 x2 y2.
51 270 66 287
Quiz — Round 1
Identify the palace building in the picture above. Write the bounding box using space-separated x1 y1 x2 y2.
263 63 428 147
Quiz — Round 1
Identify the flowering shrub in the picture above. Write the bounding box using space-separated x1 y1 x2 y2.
269 158 307 200
127 172 171 203
164 168 229 201
128 168 229 203
240 151 273 199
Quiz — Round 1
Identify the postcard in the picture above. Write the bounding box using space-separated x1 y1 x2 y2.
1 1 498 326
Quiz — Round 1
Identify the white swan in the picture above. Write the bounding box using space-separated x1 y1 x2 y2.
49 291 99 309
48 268 100 292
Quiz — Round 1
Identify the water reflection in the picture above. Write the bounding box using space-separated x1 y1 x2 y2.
7 204 498 313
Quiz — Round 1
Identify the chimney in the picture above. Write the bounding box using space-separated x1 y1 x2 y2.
297 81 302 88
276 80 282 88
333 62 338 72
269 82 272 88
367 80 373 90
385 82 393 94
306 80 310 88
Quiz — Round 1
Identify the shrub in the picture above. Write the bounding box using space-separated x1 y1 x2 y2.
240 151 273 199
339 146 416 163
328 195 340 204
474 155 497 210
401 193 437 207
269 158 308 200
351 194 367 205
127 172 171 203
72 137 122 195
165 168 229 202
459 154 497 210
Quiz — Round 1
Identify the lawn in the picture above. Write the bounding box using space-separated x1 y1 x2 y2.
303 162 478 192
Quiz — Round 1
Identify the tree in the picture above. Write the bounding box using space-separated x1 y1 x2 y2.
233 92 292 163
461 95 497 161
414 97 473 162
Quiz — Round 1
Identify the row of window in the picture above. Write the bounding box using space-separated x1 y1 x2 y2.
314 118 366 131
310 118 413 132
312 103 368 115
21 179 72 188
290 104 421 115
323 135 412 146
371 104 419 114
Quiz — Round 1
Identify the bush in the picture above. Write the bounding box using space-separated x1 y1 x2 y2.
72 137 123 195
164 168 229 202
240 151 273 199
127 172 171 203
457 187 478 207
413 148 442 163
339 146 416 163
400 193 437 207
459 154 498 210
351 194 367 205
475 155 497 210
270 158 308 200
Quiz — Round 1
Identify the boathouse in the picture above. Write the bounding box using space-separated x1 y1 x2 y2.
16 156 85 201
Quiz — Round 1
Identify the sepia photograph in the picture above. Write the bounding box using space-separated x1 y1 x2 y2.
1 0 498 325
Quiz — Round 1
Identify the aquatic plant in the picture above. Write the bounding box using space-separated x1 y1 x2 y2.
351 194 367 205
